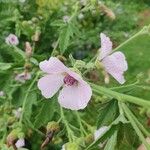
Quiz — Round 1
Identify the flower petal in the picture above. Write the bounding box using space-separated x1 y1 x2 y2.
5 34 19 46
58 80 92 110
102 51 128 84
39 57 68 74
38 74 64 98
99 33 113 60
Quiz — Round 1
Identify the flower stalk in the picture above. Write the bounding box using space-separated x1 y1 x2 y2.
91 83 150 108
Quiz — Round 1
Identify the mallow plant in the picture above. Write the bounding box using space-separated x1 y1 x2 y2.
0 1 150 150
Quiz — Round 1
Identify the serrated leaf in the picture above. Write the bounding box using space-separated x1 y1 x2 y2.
22 91 37 121
51 20 65 27
59 25 72 53
97 100 118 128
34 99 55 128
0 45 25 63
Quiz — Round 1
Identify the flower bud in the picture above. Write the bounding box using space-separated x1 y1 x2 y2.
52 137 63 144
84 134 94 144
25 42 32 57
27 20 33 25
46 121 60 133
31 17 39 23
7 117 16 125
7 129 19 147
22 21 28 26
62 142 82 150
99 3 116 20
32 28 41 42
74 60 86 69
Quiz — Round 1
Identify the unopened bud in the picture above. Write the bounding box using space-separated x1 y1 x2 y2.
31 17 39 23
7 129 19 147
25 42 32 57
32 29 41 42
103 71 110 84
8 117 16 125
84 134 94 144
52 137 63 144
74 60 86 69
62 142 82 150
99 3 116 20
46 121 60 133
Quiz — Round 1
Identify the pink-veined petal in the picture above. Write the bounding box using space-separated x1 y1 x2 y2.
111 51 128 71
102 51 128 84
58 80 92 110
99 33 113 60
38 74 64 98
39 57 68 74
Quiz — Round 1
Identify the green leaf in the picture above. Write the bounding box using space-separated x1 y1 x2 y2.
34 99 55 128
104 130 118 150
12 46 26 61
0 62 12 70
51 20 65 27
22 91 37 121
97 100 118 128
0 45 25 63
85 125 118 150
59 24 74 53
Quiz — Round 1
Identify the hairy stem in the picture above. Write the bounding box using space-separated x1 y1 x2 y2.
121 103 150 149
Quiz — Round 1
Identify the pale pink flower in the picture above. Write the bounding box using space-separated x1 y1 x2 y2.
38 57 92 110
15 138 25 148
99 33 128 84
5 34 19 46
94 126 109 148
15 72 31 83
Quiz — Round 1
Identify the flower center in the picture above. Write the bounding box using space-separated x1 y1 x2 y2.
63 74 77 86
11 37 15 42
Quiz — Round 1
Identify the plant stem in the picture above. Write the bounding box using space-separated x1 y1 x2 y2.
114 29 142 51
91 83 150 108
75 111 87 136
121 103 150 150
19 72 40 124
60 107 75 142
122 104 150 137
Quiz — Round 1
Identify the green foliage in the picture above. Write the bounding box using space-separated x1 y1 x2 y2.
0 0 150 150
34 99 55 128
97 100 118 128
